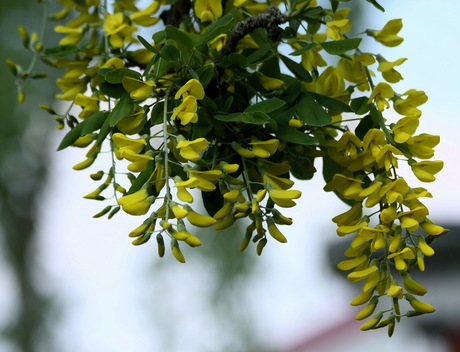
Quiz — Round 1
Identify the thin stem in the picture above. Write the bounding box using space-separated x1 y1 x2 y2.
162 85 174 220
26 3 48 73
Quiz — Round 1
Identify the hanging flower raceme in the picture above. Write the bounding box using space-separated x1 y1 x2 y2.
11 0 448 335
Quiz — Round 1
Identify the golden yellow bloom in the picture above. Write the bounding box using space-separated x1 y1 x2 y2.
186 208 217 227
267 218 288 243
394 89 428 117
388 247 415 271
368 19 404 47
377 57 407 83
188 169 222 191
176 137 208 161
117 188 152 215
171 96 199 125
406 133 440 159
410 160 444 182
194 0 223 22
326 19 351 41
355 297 378 320
129 2 160 26
368 82 394 111
103 12 136 48
122 77 155 100
174 177 200 203
387 284 403 299
407 295 435 314
56 78 87 101
392 116 419 143
249 139 280 158
259 76 285 90
269 189 302 208
174 79 205 100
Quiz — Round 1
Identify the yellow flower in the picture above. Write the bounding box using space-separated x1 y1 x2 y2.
194 0 223 22
259 76 285 90
314 66 346 99
407 296 435 314
174 79 205 100
332 203 363 227
54 25 85 45
324 174 364 201
210 34 228 52
326 19 351 41
112 133 146 155
176 137 208 161
402 272 427 296
174 177 200 203
267 218 288 243
129 2 160 26
377 57 407 83
410 160 444 182
379 178 409 204
56 78 87 101
185 208 217 227
117 188 153 215
116 108 147 135
387 284 403 299
368 82 394 111
406 134 440 159
394 89 428 117
188 169 222 191
387 247 415 271
74 93 104 119
268 189 302 208
249 139 280 158
122 77 155 100
375 145 403 171
392 116 419 143
335 131 363 160
171 96 199 125
368 19 404 47
103 12 136 48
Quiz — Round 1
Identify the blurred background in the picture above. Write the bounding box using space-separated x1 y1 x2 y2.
1 0 459 351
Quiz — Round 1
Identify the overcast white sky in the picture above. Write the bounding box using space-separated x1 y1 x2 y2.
2 1 459 351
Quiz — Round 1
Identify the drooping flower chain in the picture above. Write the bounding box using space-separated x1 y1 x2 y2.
10 0 448 334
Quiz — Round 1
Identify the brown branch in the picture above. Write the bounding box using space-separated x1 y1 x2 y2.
223 5 287 55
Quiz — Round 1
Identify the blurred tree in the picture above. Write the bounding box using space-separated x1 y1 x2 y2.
0 1 59 351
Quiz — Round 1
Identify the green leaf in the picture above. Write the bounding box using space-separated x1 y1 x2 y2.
289 42 317 56
245 98 285 114
81 111 108 135
165 25 195 49
241 111 270 125
275 125 318 145
57 122 85 151
150 101 164 126
197 65 215 88
366 0 385 11
351 96 371 115
152 30 166 44
196 12 235 47
96 114 112 146
137 35 160 54
127 161 154 194
57 111 108 150
246 43 272 65
320 38 362 55
355 114 377 140
214 113 244 122
108 94 134 127
98 81 125 99
310 92 352 113
280 54 312 82
296 94 332 126
104 68 141 84
160 44 181 62
43 45 80 57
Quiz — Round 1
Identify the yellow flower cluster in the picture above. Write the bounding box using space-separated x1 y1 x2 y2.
10 0 447 333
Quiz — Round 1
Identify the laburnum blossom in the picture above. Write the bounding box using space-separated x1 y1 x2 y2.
392 116 419 143
259 76 285 90
410 160 444 182
122 77 155 100
118 188 153 215
194 0 223 22
367 19 404 47
368 82 394 111
103 12 136 48
406 134 440 159
174 79 205 100
394 89 428 117
176 137 209 161
377 57 407 83
326 19 351 41
171 96 199 125
269 189 302 207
